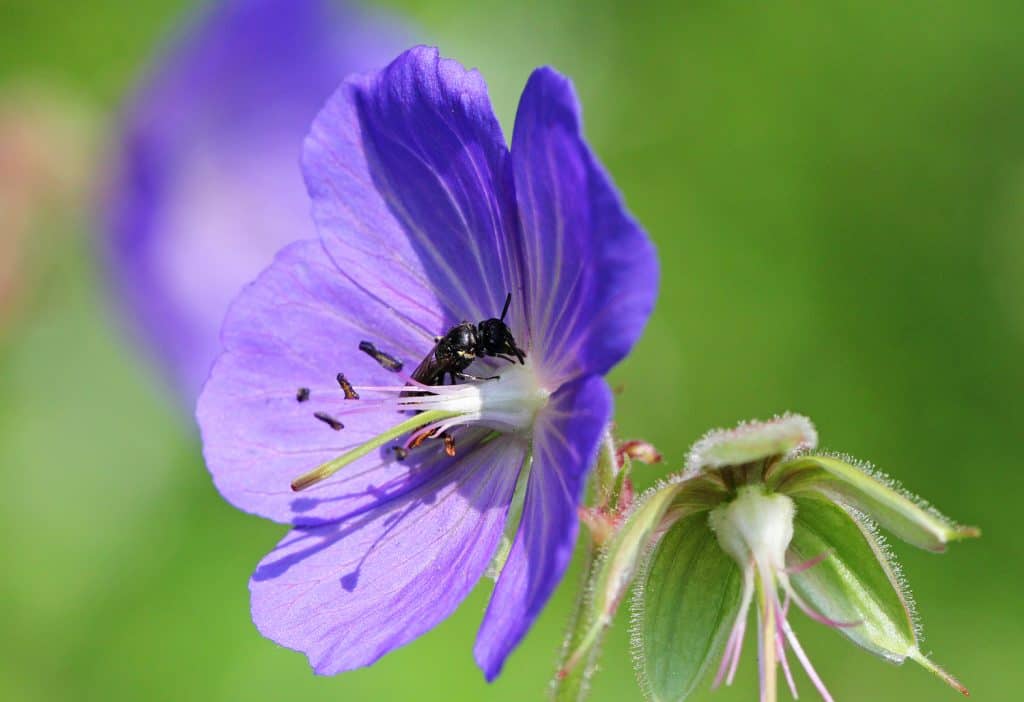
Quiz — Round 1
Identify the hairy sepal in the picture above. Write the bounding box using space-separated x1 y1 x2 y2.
556 475 725 695
685 413 817 476
631 512 741 702
788 496 967 694
773 454 979 552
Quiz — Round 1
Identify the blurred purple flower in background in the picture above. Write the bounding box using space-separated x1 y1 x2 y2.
197 47 657 678
105 0 405 404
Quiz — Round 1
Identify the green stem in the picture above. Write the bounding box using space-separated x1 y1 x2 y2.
550 431 617 702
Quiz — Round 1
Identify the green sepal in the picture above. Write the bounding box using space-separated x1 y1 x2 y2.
685 413 817 475
556 476 725 695
631 512 742 702
773 454 979 552
788 496 967 694
789 495 916 660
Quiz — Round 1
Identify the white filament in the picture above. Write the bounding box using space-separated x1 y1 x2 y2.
363 360 551 435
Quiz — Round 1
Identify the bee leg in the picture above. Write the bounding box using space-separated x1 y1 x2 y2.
454 371 500 382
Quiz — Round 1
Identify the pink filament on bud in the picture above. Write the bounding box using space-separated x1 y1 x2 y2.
712 553 848 702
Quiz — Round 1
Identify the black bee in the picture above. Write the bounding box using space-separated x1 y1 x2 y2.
409 293 525 386
357 294 525 458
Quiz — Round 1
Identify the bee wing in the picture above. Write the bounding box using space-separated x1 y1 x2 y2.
409 348 445 386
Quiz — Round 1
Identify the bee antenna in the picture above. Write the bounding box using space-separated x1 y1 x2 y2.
500 292 512 322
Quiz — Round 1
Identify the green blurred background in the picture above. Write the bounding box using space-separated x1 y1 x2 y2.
1 1 1021 700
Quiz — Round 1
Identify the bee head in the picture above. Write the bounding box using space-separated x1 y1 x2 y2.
476 318 525 363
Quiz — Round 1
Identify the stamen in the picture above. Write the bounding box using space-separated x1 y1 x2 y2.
405 416 471 450
713 618 741 688
408 430 433 450
336 373 359 399
779 613 834 702
291 409 459 491
352 381 454 394
313 412 344 431
714 567 753 688
785 552 830 574
359 341 403 372
296 387 310 402
727 607 748 686
774 600 798 698
782 581 861 629
444 433 456 456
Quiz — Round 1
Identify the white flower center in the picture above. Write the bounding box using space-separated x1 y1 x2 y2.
396 360 551 434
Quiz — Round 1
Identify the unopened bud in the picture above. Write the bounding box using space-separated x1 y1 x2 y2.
617 439 663 467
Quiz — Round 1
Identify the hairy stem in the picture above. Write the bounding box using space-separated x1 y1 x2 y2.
550 430 618 702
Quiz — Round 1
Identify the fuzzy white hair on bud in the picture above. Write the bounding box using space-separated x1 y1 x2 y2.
685 413 818 477
709 486 795 573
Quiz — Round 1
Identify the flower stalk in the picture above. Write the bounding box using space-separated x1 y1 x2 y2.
553 432 666 701
552 431 620 702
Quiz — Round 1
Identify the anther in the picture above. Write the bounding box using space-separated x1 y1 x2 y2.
409 430 433 450
296 387 310 402
359 341 403 372
313 411 344 431
336 373 359 400
443 433 457 457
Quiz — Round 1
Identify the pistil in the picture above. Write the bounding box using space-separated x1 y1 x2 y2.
291 409 459 490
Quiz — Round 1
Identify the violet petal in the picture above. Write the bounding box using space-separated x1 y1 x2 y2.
510 67 658 385
305 46 521 334
474 375 612 679
251 431 526 675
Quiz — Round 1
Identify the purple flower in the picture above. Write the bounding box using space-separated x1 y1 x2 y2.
105 0 405 404
197 47 658 678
